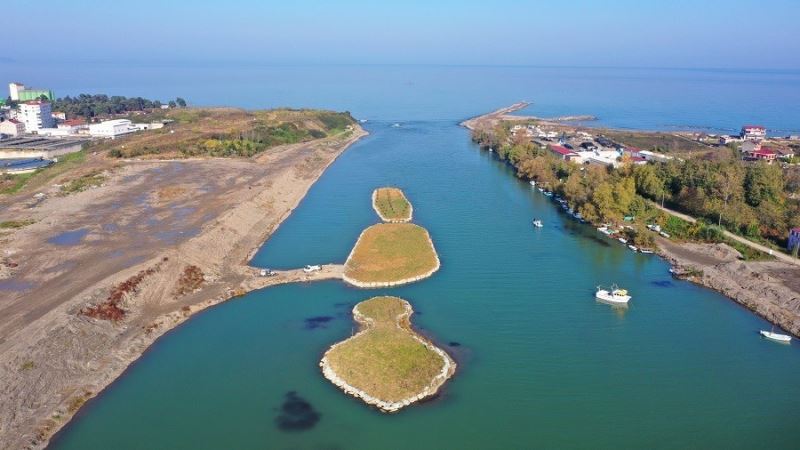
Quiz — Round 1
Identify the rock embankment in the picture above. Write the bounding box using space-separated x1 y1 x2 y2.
660 241 800 337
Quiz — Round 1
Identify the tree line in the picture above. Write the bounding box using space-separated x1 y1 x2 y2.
48 94 187 119
473 123 800 250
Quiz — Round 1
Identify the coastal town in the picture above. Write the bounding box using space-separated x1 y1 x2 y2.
1 82 177 174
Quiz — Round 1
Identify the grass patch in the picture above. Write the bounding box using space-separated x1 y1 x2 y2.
60 171 106 195
344 223 438 284
373 187 412 222
0 219 35 229
325 296 447 403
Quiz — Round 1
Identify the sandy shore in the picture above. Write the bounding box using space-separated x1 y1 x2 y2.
0 126 366 449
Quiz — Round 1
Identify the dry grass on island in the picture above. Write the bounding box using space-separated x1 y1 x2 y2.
343 223 439 287
321 296 454 411
372 187 412 223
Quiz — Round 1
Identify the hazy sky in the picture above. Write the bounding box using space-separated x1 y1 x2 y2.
6 0 800 69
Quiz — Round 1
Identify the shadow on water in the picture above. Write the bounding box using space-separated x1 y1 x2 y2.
275 391 321 432
651 280 675 288
304 316 335 330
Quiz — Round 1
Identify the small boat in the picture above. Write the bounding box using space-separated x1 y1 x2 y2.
659 231 671 238
595 285 631 304
617 237 628 244
532 219 543 228
639 248 654 254
537 187 544 193
529 180 536 186
597 226 608 233
391 123 402 128
543 191 553 197
628 245 638 252
601 228 614 235
760 327 792 343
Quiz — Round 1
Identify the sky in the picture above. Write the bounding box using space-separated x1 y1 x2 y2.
4 0 800 69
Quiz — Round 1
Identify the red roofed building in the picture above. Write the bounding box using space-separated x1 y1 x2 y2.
741 125 766 141
788 228 800 252
548 144 579 161
749 146 777 162
0 118 25 137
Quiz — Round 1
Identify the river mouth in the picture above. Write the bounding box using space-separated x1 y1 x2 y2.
51 120 800 449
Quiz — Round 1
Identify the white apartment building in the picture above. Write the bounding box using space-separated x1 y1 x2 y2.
0 118 25 137
17 101 55 132
88 119 138 139
8 82 24 101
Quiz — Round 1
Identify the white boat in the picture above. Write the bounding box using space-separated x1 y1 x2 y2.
760 328 792 343
537 187 544 193
659 231 671 238
532 219 543 228
617 237 628 244
595 285 631 304
639 248 654 254
303 265 321 273
391 123 402 128
543 191 553 197
628 245 638 252
529 180 536 186
597 226 608 233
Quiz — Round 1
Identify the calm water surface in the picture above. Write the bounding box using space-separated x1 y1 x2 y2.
52 116 800 448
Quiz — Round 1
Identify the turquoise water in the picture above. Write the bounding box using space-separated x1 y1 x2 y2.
52 118 800 449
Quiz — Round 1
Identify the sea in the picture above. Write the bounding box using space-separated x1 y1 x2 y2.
5 62 798 449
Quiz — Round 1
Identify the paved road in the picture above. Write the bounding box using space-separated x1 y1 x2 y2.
649 200 800 267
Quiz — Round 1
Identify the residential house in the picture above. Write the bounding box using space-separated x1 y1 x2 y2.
0 118 25 137
548 144 579 161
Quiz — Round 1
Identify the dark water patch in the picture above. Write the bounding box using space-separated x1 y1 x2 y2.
48 228 89 246
448 341 461 347
304 316 334 330
0 279 34 292
651 280 675 288
275 391 320 432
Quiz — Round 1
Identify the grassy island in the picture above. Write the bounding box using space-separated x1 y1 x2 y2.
343 223 439 287
372 187 413 223
320 296 455 412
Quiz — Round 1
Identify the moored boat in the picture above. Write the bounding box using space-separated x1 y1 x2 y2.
760 328 792 343
532 219 543 228
628 244 638 252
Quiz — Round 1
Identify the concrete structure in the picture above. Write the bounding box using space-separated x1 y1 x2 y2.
0 119 25 137
0 157 54 174
789 228 800 253
741 125 767 141
0 136 87 159
8 82 54 102
8 82 24 101
639 150 674 163
88 119 138 139
18 101 55 132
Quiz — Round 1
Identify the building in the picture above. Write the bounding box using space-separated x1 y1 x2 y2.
8 82 54 102
17 101 55 132
741 125 767 141
746 146 778 162
51 111 67 121
88 119 138 139
788 228 800 252
548 144 579 161
0 118 25 137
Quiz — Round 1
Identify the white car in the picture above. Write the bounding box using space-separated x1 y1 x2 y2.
303 265 321 273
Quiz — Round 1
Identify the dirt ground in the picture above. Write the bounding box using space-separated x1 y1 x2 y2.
0 126 365 449
658 238 800 336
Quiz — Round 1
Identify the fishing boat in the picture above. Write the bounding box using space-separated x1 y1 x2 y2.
532 219 543 228
628 245 638 252
760 326 792 343
595 285 631 304
617 237 628 244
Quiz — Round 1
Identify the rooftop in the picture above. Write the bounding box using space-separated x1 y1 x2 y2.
549 144 577 156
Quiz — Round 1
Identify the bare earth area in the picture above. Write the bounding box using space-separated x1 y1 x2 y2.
659 239 800 336
0 127 365 449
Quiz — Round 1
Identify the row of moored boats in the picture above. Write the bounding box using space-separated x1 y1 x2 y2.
529 180 792 344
